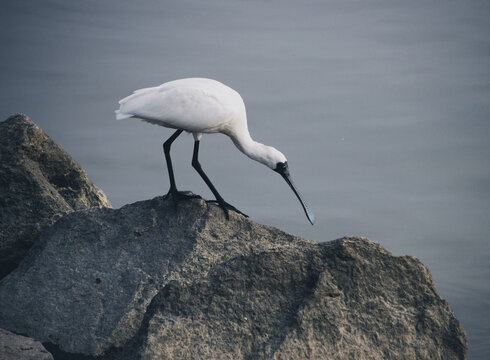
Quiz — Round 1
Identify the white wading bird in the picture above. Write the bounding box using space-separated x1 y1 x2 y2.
115 78 315 224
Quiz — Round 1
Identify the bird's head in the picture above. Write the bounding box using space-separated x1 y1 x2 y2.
238 141 315 225
260 146 287 170
273 160 315 225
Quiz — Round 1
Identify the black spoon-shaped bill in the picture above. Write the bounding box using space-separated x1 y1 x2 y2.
274 162 315 225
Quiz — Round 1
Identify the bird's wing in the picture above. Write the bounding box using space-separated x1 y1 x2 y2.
116 85 233 133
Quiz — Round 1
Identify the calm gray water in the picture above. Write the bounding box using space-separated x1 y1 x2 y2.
1 0 489 357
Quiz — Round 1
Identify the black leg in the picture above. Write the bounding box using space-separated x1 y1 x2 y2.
191 140 248 219
163 129 183 194
163 130 200 203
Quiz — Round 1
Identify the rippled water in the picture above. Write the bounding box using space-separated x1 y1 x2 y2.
1 1 489 357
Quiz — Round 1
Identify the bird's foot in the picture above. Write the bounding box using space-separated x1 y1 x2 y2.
165 189 202 208
206 199 249 219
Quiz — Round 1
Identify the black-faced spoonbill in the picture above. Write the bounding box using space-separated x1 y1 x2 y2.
115 78 315 224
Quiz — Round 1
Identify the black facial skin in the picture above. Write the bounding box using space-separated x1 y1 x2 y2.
273 161 289 175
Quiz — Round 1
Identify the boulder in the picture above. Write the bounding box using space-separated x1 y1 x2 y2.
0 197 467 359
0 328 53 360
0 115 466 359
0 114 111 278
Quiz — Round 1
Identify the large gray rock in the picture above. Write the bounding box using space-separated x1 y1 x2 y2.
0 196 467 359
0 328 53 360
0 114 111 278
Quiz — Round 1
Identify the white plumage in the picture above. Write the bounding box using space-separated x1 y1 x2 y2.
116 78 314 224
117 79 240 133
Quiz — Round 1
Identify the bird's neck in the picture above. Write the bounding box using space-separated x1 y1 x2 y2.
230 130 274 169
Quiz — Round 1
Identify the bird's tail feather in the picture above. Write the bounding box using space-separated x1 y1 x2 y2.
118 86 156 105
116 86 158 120
115 109 133 120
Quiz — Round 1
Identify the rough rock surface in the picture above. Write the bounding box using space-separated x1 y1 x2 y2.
0 114 111 278
0 196 467 359
0 328 53 360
